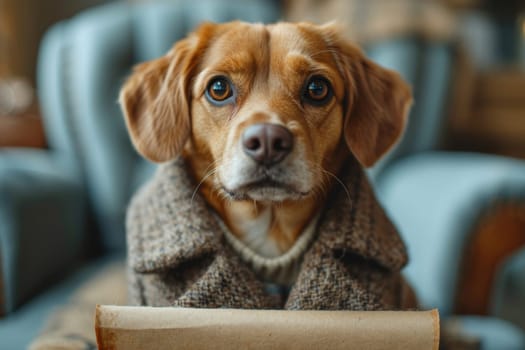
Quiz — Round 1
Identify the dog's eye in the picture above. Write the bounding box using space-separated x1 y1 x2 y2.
206 77 233 103
303 77 332 105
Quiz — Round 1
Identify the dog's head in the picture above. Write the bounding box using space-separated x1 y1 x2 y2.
120 21 412 203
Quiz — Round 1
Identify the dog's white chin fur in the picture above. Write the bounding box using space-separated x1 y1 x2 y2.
245 187 306 202
226 185 308 202
219 145 314 203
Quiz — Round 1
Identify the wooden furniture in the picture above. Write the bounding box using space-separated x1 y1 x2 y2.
448 62 525 159
0 105 46 148
456 203 525 315
447 51 525 317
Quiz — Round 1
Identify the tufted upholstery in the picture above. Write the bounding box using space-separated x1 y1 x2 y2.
38 0 281 252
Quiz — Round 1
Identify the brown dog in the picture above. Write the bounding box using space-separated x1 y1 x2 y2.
121 21 414 309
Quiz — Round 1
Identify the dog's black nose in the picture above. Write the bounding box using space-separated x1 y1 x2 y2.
242 123 293 166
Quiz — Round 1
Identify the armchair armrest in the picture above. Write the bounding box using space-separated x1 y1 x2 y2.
491 246 525 330
376 152 525 316
0 149 85 315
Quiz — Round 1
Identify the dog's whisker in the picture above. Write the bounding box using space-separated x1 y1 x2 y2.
310 49 341 59
189 156 228 208
190 168 219 207
313 182 325 200
251 199 259 215
203 158 223 174
320 168 352 203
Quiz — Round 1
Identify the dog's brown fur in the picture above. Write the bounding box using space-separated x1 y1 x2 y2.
120 21 412 256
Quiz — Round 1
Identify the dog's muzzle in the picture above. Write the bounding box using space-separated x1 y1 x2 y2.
220 122 309 201
241 123 293 167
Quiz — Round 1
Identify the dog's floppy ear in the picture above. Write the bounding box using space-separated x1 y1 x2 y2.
119 37 198 162
330 33 412 167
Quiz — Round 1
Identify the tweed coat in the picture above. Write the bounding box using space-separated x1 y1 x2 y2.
127 156 411 310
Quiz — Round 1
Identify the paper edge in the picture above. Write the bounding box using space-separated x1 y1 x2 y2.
431 308 440 350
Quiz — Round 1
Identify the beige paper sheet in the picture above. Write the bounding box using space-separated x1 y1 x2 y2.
95 305 439 350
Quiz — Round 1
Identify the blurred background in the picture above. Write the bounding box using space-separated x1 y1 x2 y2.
3 0 525 156
1 0 525 349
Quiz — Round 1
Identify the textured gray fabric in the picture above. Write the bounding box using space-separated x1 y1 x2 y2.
127 156 409 310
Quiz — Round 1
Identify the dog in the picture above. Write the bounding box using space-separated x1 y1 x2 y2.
121 21 415 310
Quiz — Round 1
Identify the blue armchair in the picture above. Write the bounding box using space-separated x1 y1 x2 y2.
0 1 524 349
367 39 525 348
0 1 280 348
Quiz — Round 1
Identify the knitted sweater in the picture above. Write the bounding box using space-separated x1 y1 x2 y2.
127 156 411 310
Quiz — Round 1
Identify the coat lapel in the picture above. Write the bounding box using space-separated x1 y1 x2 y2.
286 158 408 310
127 158 279 308
127 158 220 273
318 157 408 271
128 156 408 310
173 252 280 309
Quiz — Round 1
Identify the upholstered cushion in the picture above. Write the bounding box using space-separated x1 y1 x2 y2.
0 149 84 314
376 151 525 316
29 259 126 350
491 247 525 330
0 256 119 349
452 316 525 350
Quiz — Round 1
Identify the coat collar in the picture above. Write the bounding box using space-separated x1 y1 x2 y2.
127 156 407 274
315 158 408 271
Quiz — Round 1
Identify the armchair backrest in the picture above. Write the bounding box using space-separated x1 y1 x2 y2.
38 1 454 258
366 38 454 180
37 0 280 252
